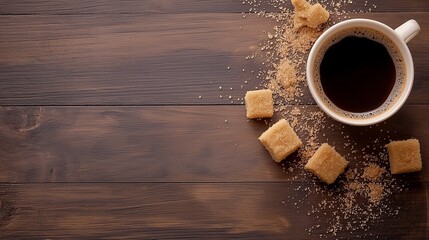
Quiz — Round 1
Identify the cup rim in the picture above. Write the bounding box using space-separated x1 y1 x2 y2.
306 18 414 126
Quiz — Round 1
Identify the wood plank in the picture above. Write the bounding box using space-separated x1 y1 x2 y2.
0 13 271 105
0 0 249 14
0 13 428 105
0 183 426 239
0 105 427 183
0 0 428 14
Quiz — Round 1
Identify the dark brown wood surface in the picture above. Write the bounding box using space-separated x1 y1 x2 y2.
0 1 428 239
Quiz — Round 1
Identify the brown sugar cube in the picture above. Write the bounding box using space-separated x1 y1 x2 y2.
305 143 349 184
291 0 311 13
292 0 329 29
245 89 274 119
386 139 422 174
258 119 302 162
306 4 330 29
292 0 311 28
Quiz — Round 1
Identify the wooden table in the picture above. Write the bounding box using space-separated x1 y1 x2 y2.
0 1 428 239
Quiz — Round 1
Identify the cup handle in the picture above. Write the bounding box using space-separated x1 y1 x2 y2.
394 19 421 43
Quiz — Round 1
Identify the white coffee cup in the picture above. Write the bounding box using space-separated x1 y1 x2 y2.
307 19 420 126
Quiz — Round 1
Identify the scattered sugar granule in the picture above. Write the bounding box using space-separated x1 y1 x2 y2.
275 59 298 99
367 183 384 204
362 163 385 181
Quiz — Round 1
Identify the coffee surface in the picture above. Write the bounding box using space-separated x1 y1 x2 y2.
320 36 396 113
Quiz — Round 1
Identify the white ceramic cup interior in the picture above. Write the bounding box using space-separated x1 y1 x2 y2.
306 19 420 126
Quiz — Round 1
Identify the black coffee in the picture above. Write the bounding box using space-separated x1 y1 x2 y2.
320 36 396 113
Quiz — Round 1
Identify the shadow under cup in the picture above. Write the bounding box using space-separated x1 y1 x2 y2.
307 19 417 126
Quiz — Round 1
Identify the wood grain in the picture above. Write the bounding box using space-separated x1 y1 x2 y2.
0 183 426 239
0 13 428 105
0 105 427 183
0 0 428 14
